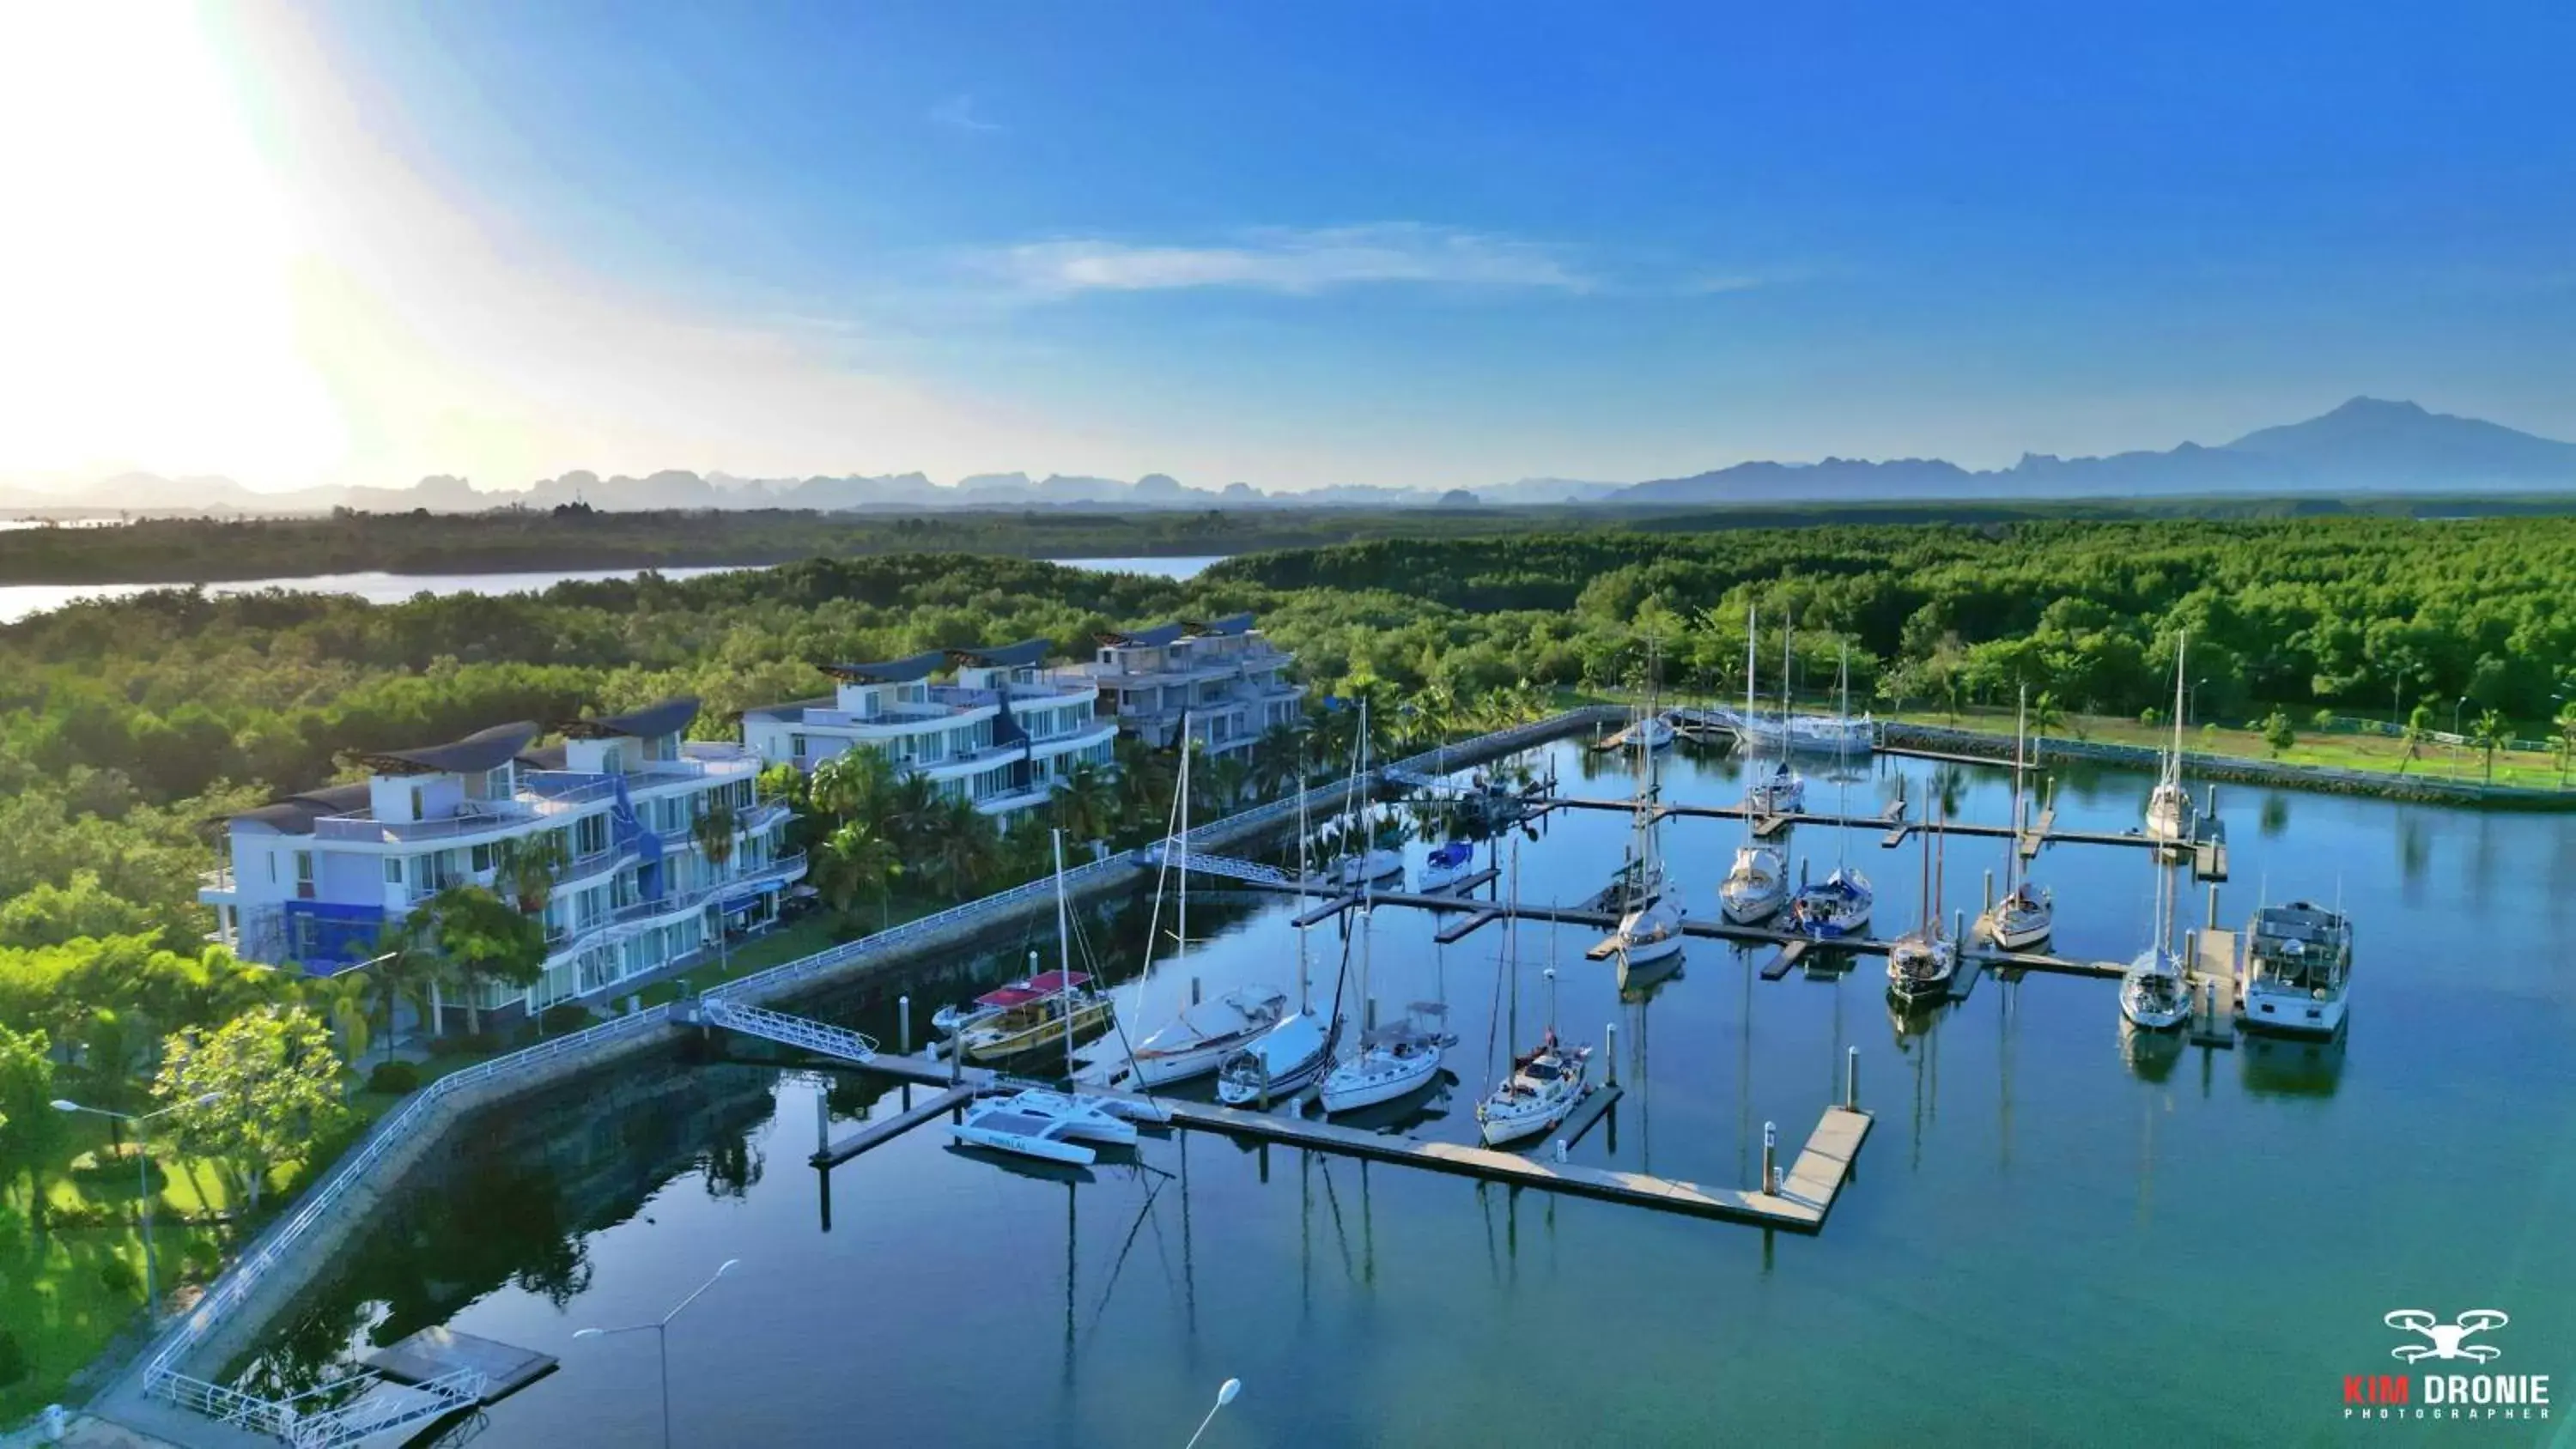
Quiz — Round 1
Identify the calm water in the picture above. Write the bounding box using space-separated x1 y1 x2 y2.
0 556 1225 623
240 743 2576 1446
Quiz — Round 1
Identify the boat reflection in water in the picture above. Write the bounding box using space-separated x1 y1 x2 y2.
2118 1016 2185 1084
1616 948 1685 1003
1886 992 1944 1046
2240 1027 2348 1099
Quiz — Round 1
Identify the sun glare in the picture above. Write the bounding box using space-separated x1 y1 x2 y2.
0 2 343 486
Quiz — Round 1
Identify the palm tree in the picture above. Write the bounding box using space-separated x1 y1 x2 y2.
810 746 896 824
296 971 373 1074
2397 701 2434 775
2471 708 2512 784
365 918 443 1053
814 819 902 928
494 832 569 915
692 799 740 967
1248 724 1304 801
2554 700 2576 789
2028 690 2065 740
1051 761 1118 841
927 797 1000 898
1202 752 1251 813
883 772 947 858
411 885 548 1038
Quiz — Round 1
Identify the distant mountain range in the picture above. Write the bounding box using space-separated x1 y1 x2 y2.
6 398 2570 517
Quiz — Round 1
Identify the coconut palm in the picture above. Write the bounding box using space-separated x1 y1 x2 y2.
365 918 444 1053
494 832 570 915
1248 724 1305 800
814 819 902 928
2398 701 2434 776
296 970 374 1072
692 799 740 967
2471 708 2512 784
810 745 896 824
2555 700 2576 788
1051 761 1118 841
1202 751 1252 813
926 797 1001 897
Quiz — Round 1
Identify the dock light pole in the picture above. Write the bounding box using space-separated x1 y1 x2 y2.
53 1092 221 1319
573 1257 740 1449
1182 1378 1242 1449
2187 678 2209 731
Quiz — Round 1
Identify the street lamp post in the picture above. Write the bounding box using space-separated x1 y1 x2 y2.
52 1092 221 1319
1183 1378 1243 1449
572 1258 740 1449
2187 677 2209 731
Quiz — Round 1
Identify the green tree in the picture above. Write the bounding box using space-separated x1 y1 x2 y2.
363 919 443 1053
692 798 740 967
0 1024 64 1233
2398 702 2435 776
410 885 548 1037
813 820 901 927
2555 700 2576 788
155 1005 349 1212
2471 708 2511 784
2260 709 2297 758
809 746 896 825
295 971 373 1074
1049 761 1117 842
495 832 569 915
925 797 1000 898
2028 691 2065 739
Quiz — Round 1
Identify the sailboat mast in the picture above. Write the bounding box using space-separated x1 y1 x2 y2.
2169 630 2190 784
1296 741 1311 1013
1053 828 1073 1079
1176 728 1190 996
1742 603 1759 846
1835 645 1852 867
2008 687 2026 891
1506 839 1522 1051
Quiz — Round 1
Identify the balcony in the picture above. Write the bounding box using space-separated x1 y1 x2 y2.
313 797 546 845
540 852 810 965
197 865 236 901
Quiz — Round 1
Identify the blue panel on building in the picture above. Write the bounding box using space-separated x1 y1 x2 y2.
283 900 388 974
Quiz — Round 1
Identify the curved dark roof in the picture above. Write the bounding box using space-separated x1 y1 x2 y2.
947 638 1052 670
1096 621 1186 648
357 721 540 777
823 651 945 685
560 697 700 739
1186 612 1255 638
232 781 372 834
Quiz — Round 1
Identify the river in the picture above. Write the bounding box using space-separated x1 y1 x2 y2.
0 556 1226 624
232 740 2576 1446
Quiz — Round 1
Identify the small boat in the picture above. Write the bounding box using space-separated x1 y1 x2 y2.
1633 713 1676 750
1977 688 2055 951
2119 945 2190 1030
1328 696 1404 888
1886 800 1954 1001
2239 900 2352 1037
1611 659 1688 963
1217 1008 1335 1106
1334 847 1406 888
2146 632 2198 846
1419 840 1479 894
1319 906 1452 1115
1786 866 1874 939
1719 844 1788 925
1747 759 1807 816
931 951 1066 1036
955 976 1115 1063
1475 880 1592 1148
1741 603 1807 815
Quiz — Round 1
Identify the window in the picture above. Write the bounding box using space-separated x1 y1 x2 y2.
295 851 314 900
791 732 809 758
471 842 493 872
575 812 608 858
385 857 404 885
409 785 424 818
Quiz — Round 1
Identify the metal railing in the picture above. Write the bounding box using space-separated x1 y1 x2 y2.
133 707 1609 1441
697 997 878 1064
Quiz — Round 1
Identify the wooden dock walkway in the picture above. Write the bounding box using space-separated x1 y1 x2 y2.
1435 906 1505 944
1552 794 2230 881
812 1082 978 1166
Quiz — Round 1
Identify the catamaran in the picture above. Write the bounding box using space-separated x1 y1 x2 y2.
2118 852 2189 1030
953 832 1157 1166
2146 632 2197 847
2239 899 2353 1037
1977 688 2054 951
1109 731 1291 1088
1886 801 1956 1001
1476 852 1593 1146
1785 645 1874 939
1719 604 1790 925
1319 904 1453 1114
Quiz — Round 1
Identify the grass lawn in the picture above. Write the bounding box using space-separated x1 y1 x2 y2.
1881 705 2574 791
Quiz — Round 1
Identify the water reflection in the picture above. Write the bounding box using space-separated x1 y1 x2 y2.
2239 1028 2348 1098
2117 1018 2185 1083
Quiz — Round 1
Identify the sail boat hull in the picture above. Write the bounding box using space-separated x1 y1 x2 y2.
1320 1046 1443 1113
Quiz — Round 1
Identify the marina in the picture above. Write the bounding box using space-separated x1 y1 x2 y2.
195 734 2576 1449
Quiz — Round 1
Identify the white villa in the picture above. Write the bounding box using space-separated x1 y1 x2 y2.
1083 613 1303 756
742 639 1120 815
200 699 805 1015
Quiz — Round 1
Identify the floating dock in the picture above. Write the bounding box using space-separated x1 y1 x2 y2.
365 1327 557 1403
812 1082 978 1167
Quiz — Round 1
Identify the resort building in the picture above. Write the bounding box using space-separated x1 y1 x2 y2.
741 639 1120 815
1082 612 1304 756
199 699 804 1015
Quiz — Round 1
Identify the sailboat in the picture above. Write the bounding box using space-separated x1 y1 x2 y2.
1319 901 1454 1114
1477 850 1593 1146
1977 688 2054 951
2146 632 2198 847
1609 671 1687 963
953 833 1156 1166
1744 607 1807 816
1112 733 1289 1088
1218 767 1344 1107
1333 698 1404 888
1720 603 1790 925
1786 646 1874 939
2119 854 2189 1031
1886 800 1956 1001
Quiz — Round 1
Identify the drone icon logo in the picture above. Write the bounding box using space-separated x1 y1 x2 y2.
2385 1309 2509 1363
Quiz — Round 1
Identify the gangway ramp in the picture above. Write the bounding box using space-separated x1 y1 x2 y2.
695 997 879 1065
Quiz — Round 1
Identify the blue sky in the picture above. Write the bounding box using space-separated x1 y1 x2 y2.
9 1 2573 491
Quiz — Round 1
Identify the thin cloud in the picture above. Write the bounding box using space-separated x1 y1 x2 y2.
930 94 1002 134
978 225 1593 299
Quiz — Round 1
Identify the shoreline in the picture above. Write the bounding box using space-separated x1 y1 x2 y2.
1878 720 2574 811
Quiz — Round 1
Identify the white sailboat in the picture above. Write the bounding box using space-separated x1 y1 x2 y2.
1319 902 1453 1114
1720 603 1790 925
2146 631 2197 846
1112 734 1289 1088
1610 679 1687 964
1744 607 1807 815
1218 762 1342 1106
954 832 1154 1166
1477 852 1592 1146
1886 800 1956 1001
1332 698 1404 887
2239 897 2353 1037
1977 688 2054 951
2119 846 2189 1030
1786 645 1874 940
